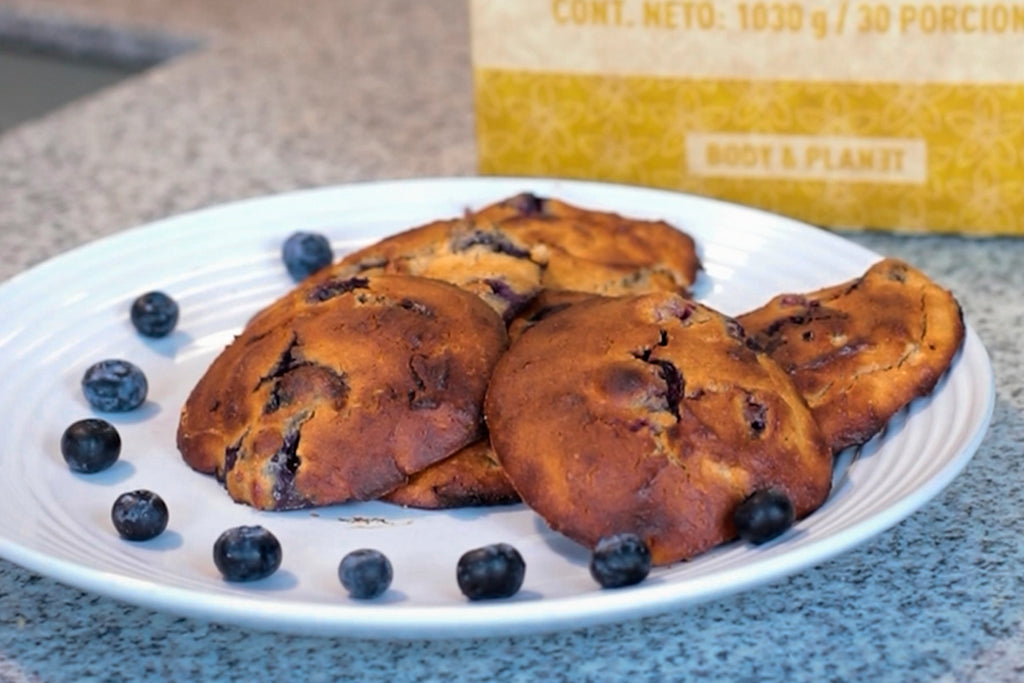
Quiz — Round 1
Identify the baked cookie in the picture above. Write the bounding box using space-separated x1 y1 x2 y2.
506 288 600 341
485 293 832 565
382 289 598 509
260 194 701 328
177 273 508 510
737 258 965 453
246 216 543 329
333 216 546 323
381 439 519 508
477 193 702 297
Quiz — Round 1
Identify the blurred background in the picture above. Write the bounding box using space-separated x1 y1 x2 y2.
0 47 141 131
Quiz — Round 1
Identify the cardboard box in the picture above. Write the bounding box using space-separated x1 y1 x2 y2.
470 0 1024 234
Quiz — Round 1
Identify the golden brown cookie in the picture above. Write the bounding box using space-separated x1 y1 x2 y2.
485 293 832 565
381 439 519 508
737 258 965 453
334 216 545 323
177 273 508 510
505 288 601 341
261 193 701 328
381 289 598 510
478 193 702 297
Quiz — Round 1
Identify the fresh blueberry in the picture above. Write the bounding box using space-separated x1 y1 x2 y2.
130 291 179 338
81 359 148 412
60 418 121 473
111 490 169 541
282 231 333 281
733 489 795 545
213 526 282 582
589 533 652 589
456 543 525 600
338 548 393 599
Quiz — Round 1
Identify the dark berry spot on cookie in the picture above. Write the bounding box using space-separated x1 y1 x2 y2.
220 433 246 482
408 353 451 410
725 319 745 341
651 360 683 420
264 364 349 415
269 424 311 509
887 264 908 283
632 347 653 362
744 396 768 435
399 298 435 318
600 364 651 398
506 192 547 216
802 330 814 341
451 230 532 259
305 276 370 303
485 278 535 322
256 335 311 391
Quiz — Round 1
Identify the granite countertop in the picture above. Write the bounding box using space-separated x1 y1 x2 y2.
1 1 1023 681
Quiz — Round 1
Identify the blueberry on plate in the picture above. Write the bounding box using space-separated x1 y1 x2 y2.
81 359 148 412
282 231 333 281
456 543 525 600
589 533 652 589
338 548 393 600
733 488 795 545
130 291 179 338
111 490 169 541
60 418 121 473
213 526 282 582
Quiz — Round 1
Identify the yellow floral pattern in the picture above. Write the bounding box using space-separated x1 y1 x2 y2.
474 69 1024 234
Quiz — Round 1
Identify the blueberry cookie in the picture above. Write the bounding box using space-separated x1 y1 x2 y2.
737 258 965 453
263 194 701 327
382 289 598 509
485 293 832 565
381 439 519 508
177 273 508 510
478 193 702 297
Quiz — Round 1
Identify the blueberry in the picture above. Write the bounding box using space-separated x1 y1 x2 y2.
81 359 148 412
338 548 393 599
60 418 121 473
589 533 652 589
111 490 169 541
733 489 795 545
282 231 333 281
130 291 179 338
213 526 282 582
456 543 525 600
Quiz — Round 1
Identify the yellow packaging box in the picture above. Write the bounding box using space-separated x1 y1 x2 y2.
470 0 1024 234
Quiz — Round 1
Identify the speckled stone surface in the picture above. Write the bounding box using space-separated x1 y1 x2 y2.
1 1 1023 681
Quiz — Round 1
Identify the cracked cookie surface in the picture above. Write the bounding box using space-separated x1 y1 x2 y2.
382 289 598 509
484 293 832 565
476 193 702 297
177 273 507 510
256 193 701 328
737 258 965 453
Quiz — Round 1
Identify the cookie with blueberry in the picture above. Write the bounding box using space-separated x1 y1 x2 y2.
737 257 965 453
177 273 508 510
381 438 519 508
478 193 702 297
381 289 599 509
268 193 701 327
484 293 832 565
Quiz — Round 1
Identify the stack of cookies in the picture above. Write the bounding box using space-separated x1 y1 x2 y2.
177 194 964 566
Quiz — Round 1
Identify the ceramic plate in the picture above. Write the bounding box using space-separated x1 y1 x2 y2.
0 178 994 638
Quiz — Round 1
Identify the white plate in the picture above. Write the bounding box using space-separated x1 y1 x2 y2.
0 178 994 638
